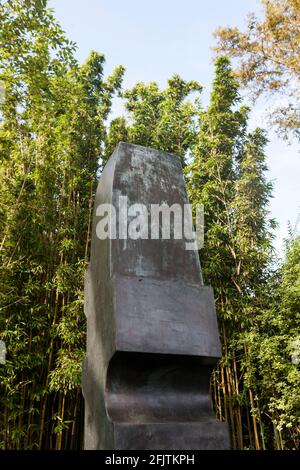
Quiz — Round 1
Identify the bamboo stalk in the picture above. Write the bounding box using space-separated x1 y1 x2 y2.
39 285 60 449
56 393 65 450
226 365 237 449
233 355 243 449
245 401 254 449
249 387 260 450
217 368 223 421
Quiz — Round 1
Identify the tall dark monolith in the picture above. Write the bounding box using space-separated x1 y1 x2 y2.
82 143 230 449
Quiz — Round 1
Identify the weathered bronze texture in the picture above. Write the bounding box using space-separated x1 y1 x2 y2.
82 143 230 449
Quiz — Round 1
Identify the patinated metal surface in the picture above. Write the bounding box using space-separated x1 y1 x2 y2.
82 142 230 449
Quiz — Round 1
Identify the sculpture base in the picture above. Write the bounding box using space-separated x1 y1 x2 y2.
114 421 230 450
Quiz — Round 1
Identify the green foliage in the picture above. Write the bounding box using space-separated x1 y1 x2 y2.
0 0 123 449
104 76 202 166
241 236 300 448
187 57 293 450
187 57 274 316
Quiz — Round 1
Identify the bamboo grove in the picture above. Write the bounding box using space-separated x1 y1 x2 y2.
0 0 299 450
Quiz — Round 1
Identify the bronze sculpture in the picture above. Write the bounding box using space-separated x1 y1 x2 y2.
82 142 229 449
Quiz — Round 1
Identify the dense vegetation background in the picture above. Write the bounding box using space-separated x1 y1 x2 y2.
0 0 299 450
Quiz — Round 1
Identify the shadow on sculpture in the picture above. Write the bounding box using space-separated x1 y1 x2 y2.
82 142 230 449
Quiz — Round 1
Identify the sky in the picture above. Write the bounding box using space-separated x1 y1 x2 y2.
49 0 300 255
